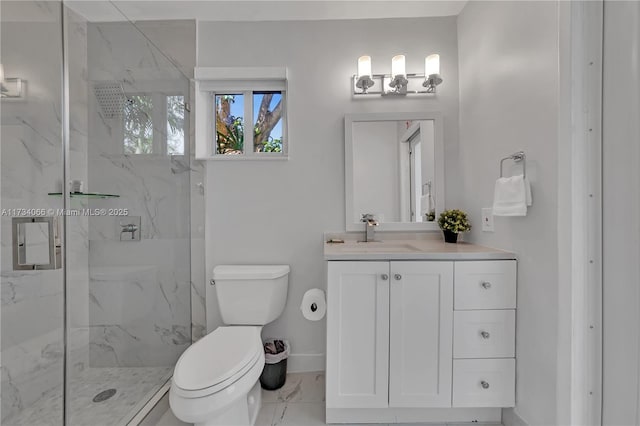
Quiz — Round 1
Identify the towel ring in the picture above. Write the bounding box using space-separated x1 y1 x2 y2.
500 151 526 178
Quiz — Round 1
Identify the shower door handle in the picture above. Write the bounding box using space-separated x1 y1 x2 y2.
12 216 62 270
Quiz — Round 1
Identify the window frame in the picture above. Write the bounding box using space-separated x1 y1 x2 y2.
194 67 289 160
212 89 287 158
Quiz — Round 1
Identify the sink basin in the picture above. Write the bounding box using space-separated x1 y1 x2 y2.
333 242 419 253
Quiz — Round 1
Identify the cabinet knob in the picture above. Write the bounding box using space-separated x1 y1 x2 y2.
480 381 490 389
394 274 402 281
481 281 492 289
480 331 491 339
381 274 389 281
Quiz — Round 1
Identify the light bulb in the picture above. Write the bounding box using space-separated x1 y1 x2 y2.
425 54 440 76
391 55 406 78
357 56 372 78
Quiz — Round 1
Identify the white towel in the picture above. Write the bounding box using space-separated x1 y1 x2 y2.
493 174 531 216
525 177 532 206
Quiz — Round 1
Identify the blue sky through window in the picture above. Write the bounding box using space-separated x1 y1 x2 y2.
227 93 283 140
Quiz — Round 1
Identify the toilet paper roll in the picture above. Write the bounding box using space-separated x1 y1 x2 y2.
300 288 326 321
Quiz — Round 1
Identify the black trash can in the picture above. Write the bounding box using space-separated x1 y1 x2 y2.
260 339 290 390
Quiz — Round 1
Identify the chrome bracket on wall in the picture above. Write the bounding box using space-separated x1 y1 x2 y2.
12 216 62 270
119 216 141 241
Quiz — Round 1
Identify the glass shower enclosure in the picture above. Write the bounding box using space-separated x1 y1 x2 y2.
1 2 193 424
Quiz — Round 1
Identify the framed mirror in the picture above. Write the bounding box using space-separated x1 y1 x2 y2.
345 112 444 231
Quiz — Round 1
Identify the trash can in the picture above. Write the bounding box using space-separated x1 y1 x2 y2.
260 338 290 390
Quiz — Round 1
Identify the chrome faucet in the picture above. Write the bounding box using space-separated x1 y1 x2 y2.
361 213 379 242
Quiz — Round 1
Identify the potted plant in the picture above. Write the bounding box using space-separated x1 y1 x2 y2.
438 209 471 243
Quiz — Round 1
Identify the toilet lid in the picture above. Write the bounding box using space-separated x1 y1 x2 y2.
173 326 262 391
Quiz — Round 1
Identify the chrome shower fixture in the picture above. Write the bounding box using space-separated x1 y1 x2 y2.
93 81 127 118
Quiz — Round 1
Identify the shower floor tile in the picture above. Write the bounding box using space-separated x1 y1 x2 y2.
4 366 172 426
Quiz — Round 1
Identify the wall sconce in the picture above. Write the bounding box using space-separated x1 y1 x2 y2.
356 56 374 93
353 54 443 97
423 54 442 93
1 64 25 99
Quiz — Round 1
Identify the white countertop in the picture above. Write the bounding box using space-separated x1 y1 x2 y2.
323 232 516 261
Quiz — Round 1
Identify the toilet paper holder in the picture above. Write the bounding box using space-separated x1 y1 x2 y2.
300 288 326 321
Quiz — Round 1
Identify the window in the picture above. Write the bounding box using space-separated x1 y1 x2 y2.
193 67 288 159
214 90 285 156
124 95 153 154
253 92 283 153
123 93 186 156
215 93 244 154
167 95 185 155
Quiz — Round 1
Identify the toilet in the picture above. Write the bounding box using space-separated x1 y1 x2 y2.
170 265 290 426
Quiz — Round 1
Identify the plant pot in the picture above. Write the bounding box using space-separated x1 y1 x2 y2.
443 230 458 243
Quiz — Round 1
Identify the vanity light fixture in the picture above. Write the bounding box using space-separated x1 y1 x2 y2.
423 54 443 93
356 55 375 93
0 64 25 99
389 55 408 94
352 54 444 97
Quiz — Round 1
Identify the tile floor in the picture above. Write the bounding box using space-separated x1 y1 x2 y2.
4 366 172 426
157 372 503 426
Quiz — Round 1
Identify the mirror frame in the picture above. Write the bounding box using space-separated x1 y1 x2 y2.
345 111 445 232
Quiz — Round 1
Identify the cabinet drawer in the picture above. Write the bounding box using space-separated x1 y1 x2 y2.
454 261 516 310
452 359 515 407
454 310 515 358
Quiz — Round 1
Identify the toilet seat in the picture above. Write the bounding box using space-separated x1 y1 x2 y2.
173 326 263 398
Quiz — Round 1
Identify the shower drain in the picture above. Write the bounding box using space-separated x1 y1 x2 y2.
92 388 117 403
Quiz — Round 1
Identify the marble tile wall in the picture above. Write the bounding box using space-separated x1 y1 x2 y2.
87 241 191 366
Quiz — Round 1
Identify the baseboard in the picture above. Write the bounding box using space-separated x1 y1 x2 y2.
327 407 501 424
287 353 325 373
502 408 528 426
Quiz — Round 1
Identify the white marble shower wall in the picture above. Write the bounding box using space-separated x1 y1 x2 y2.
0 3 90 422
85 20 196 367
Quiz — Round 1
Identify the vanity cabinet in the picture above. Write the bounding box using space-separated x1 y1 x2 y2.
326 261 453 409
452 260 517 408
326 258 517 423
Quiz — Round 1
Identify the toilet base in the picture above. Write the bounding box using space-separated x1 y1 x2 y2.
194 380 262 426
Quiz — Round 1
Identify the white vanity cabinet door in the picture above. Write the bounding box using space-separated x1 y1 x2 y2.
326 261 390 408
389 261 454 407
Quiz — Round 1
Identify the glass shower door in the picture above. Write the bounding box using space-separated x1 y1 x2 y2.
64 3 193 425
1 1 66 425
1 3 193 424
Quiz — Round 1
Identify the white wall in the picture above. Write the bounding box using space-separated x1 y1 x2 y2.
198 16 459 371
457 2 559 425
602 1 640 423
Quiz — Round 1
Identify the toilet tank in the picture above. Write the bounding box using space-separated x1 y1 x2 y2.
212 265 289 326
